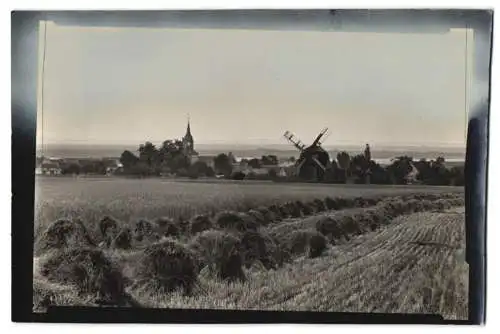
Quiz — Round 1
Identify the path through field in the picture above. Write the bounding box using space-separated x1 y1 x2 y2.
139 207 467 319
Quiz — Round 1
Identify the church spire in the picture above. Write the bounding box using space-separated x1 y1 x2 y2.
186 114 192 136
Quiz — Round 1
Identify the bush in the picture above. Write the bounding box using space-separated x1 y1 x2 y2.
154 217 180 238
35 219 96 256
215 211 258 232
189 230 245 282
286 230 328 258
39 248 126 304
231 171 246 180
188 171 199 179
111 227 133 250
189 214 213 235
135 239 197 294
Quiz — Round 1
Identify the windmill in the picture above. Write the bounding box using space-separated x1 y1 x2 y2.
283 128 332 181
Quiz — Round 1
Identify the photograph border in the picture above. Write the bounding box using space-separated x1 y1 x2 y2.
11 9 492 324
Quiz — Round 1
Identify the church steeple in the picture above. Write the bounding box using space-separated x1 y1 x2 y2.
185 114 192 138
182 114 195 157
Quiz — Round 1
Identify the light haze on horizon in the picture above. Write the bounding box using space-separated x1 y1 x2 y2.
36 22 472 148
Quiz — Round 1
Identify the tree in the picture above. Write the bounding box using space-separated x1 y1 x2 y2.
128 162 148 176
415 157 452 185
435 156 446 166
214 153 233 176
61 163 81 175
205 166 215 177
158 140 189 173
336 151 351 182
289 156 296 163
138 141 159 168
80 160 106 175
369 161 391 184
350 154 370 183
248 158 262 169
190 161 210 177
228 152 237 164
120 150 139 170
449 165 465 186
231 171 246 180
261 155 278 165
386 156 414 184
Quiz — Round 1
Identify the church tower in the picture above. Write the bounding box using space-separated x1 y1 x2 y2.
182 115 195 157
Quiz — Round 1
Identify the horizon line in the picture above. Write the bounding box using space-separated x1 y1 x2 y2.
37 141 466 149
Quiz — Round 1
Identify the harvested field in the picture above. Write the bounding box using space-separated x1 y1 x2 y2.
35 177 462 236
127 207 467 319
33 187 467 319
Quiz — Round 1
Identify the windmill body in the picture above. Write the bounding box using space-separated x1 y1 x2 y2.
283 128 332 181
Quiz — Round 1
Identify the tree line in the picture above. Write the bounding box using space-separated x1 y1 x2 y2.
324 152 464 186
55 140 464 186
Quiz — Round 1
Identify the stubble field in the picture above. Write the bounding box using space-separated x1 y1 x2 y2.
35 176 462 232
33 176 467 319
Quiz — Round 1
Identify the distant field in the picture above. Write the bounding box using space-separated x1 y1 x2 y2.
35 176 463 232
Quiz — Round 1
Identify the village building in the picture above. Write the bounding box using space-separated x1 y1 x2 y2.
35 160 62 175
182 117 199 163
404 162 420 184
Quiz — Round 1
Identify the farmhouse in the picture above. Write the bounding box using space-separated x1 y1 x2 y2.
196 155 215 168
102 159 123 175
36 162 62 175
404 162 420 184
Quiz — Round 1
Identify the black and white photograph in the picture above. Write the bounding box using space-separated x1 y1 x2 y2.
11 9 492 323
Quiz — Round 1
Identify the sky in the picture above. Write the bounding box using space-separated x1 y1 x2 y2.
36 21 473 148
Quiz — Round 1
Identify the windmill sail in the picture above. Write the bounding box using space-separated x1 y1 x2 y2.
311 128 329 147
283 131 306 151
311 156 326 171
